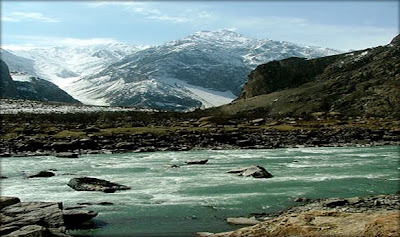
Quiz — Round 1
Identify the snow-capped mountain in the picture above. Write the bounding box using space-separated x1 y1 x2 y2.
3 30 341 111
2 43 148 88
0 59 80 104
70 30 341 110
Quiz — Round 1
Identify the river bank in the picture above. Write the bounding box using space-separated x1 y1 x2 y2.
1 115 399 157
202 192 400 237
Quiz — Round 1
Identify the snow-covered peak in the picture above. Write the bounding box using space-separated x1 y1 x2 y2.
169 29 257 49
5 41 149 88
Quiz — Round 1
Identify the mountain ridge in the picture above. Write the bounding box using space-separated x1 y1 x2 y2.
211 35 400 118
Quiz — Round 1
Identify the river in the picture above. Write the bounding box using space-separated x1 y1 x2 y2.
1 146 399 236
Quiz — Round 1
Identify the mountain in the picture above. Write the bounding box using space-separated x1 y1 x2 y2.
69 30 341 111
3 43 148 90
0 59 80 104
211 35 400 118
3 30 341 111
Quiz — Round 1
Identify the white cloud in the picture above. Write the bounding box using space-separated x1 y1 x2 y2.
88 1 212 24
2 12 59 23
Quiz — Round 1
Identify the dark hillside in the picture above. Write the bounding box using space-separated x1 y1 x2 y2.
212 35 400 118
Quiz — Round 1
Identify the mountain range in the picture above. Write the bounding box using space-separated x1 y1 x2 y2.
1 30 341 111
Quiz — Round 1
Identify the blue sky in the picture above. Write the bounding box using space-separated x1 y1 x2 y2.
1 1 398 51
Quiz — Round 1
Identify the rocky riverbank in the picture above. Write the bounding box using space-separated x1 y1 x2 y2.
0 196 98 236
1 115 399 157
199 193 400 237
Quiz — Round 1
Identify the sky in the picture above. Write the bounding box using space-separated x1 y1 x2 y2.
1 1 399 51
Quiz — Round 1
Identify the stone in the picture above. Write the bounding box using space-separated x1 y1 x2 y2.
28 171 55 178
347 197 362 205
0 201 65 235
227 167 248 174
63 209 98 229
0 196 20 210
67 177 130 192
56 152 79 158
294 197 310 202
229 165 273 178
185 159 208 165
227 217 261 225
324 199 349 208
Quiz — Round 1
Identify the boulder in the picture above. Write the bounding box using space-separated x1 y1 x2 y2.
185 159 208 165
324 199 349 208
0 196 20 210
63 209 98 229
294 197 310 202
67 177 130 192
56 152 79 158
28 170 55 178
228 165 273 178
0 201 65 235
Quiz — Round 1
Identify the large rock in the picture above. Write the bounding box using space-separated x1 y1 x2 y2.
0 201 66 236
67 177 130 193
228 165 273 178
185 159 208 165
0 196 20 210
28 170 55 178
63 209 98 229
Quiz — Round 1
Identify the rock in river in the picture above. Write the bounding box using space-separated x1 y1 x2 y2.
67 177 130 193
28 170 55 178
228 165 273 178
185 159 208 165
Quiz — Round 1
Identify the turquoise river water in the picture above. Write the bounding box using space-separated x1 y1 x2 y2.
1 146 399 236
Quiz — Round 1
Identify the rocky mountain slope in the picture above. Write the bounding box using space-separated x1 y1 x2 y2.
212 35 400 118
3 30 340 111
0 60 80 104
